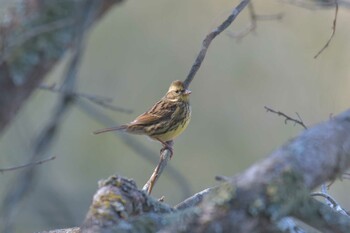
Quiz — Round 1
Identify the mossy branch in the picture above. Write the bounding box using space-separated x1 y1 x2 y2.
41 109 350 233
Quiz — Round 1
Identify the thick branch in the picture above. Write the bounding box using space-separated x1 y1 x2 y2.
81 176 174 232
142 143 173 194
68 109 350 233
173 109 350 232
291 197 350 233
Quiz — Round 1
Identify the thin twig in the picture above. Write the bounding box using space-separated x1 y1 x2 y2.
183 0 250 89
314 0 338 59
175 187 213 210
39 83 132 114
39 83 113 102
227 2 257 40
313 191 337 207
227 2 283 41
264 106 308 130
215 175 231 182
142 142 173 194
321 183 337 207
311 192 349 216
0 156 56 173
284 0 350 9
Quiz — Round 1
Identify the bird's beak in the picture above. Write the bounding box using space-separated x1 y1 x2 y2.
184 90 192 95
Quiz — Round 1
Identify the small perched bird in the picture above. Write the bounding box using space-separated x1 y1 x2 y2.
94 80 191 157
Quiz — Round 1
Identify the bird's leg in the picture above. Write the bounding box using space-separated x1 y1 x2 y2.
163 140 174 158
156 139 174 158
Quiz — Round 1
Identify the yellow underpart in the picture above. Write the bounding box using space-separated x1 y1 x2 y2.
153 116 191 142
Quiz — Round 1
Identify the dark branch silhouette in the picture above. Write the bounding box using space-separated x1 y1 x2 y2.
314 0 339 59
39 83 133 114
0 156 56 173
265 106 308 130
183 0 250 89
227 2 283 41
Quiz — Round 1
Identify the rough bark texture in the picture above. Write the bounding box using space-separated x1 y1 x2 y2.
81 176 174 232
40 109 350 233
4 1 350 232
0 0 124 135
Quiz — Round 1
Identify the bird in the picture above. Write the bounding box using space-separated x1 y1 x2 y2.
93 80 191 158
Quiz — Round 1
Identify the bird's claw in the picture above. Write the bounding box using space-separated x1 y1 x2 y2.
160 144 173 159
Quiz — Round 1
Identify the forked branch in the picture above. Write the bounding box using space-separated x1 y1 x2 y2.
183 0 250 89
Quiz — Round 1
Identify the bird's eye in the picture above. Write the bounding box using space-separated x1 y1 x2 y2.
175 90 180 93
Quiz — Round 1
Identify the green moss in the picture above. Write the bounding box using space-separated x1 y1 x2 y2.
90 191 129 221
201 182 237 215
248 197 266 216
265 169 308 220
98 175 135 188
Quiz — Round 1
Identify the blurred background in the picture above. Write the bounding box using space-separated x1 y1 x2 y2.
1 0 350 232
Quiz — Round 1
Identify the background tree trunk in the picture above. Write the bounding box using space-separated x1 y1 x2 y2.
0 0 124 135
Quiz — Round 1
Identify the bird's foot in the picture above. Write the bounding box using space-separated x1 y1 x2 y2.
159 140 174 159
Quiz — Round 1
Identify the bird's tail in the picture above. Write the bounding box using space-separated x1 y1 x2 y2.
93 125 128 135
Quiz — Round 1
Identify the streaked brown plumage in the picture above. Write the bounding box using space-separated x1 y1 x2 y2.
94 80 191 157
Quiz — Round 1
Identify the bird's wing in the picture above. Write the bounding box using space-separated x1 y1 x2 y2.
131 100 177 126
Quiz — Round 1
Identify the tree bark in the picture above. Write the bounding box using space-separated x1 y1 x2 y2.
41 109 350 233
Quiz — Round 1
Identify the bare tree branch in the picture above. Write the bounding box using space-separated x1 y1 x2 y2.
172 109 350 232
39 83 133 114
291 197 350 233
44 108 350 233
142 146 173 194
265 106 308 130
183 0 250 89
174 187 213 210
0 156 56 173
311 192 349 216
284 0 350 9
7 0 350 231
227 2 283 41
314 0 338 59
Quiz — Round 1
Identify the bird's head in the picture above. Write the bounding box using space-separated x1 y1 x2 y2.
165 80 191 101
